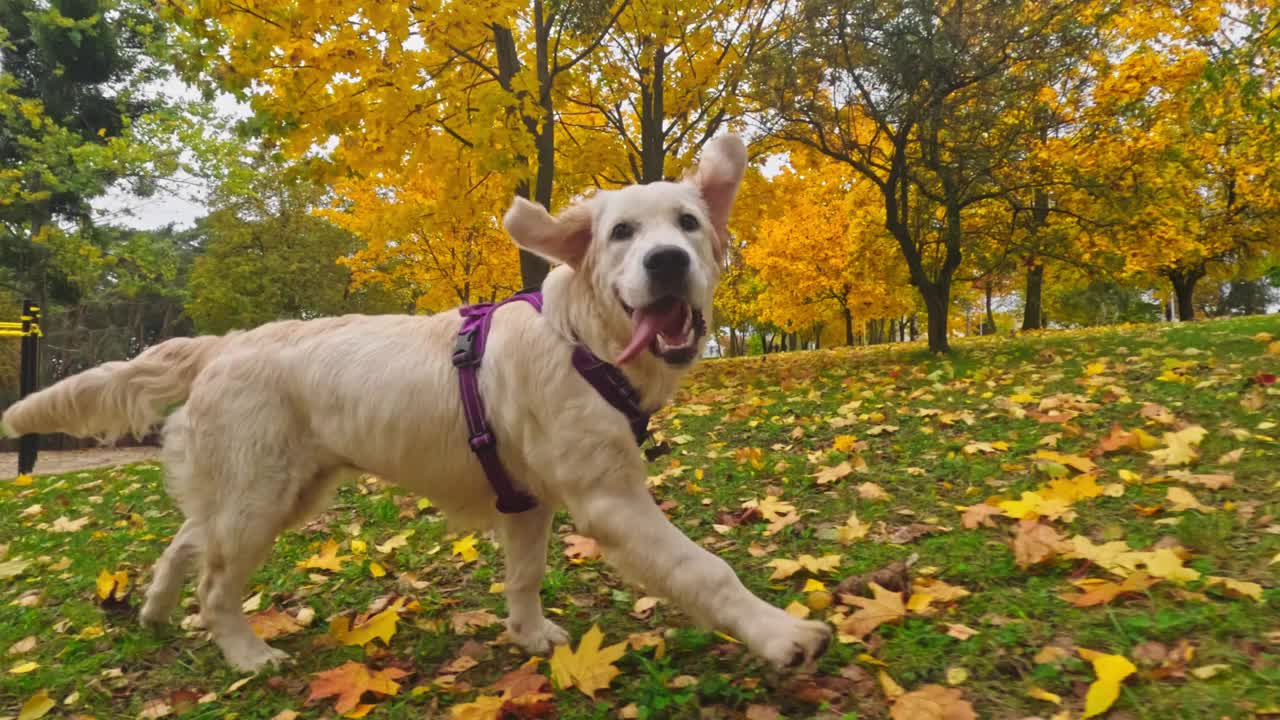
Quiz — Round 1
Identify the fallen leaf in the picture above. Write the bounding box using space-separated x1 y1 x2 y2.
0 556 33 580
10 660 40 674
1204 576 1263 602
50 515 90 533
250 607 304 640
1189 663 1229 679
1167 470 1234 490
17 689 54 720
548 624 626 698
813 461 854 485
307 661 409 715
1166 486 1214 513
562 534 601 561
8 636 36 655
945 624 978 640
960 503 1001 529
450 609 502 634
299 539 351 572
1078 648 1136 718
1060 572 1160 607
837 512 871 543
330 601 404 646
1026 686 1062 705
857 482 890 501
891 684 976 720
95 570 129 601
375 530 413 554
839 582 906 639
1013 520 1066 568
452 534 480 562
1149 425 1207 466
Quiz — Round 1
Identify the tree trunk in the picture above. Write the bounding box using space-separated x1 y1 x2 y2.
841 307 854 346
493 22 551 290
638 43 667 183
1169 266 1205 322
1022 264 1044 330
921 285 950 352
983 284 996 335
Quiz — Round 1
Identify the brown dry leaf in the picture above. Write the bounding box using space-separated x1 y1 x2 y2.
449 609 502 634
1166 470 1234 490
912 578 970 603
839 582 906 639
945 624 979 640
857 482 891 501
1059 572 1160 607
1217 448 1244 464
960 503 1001 529
835 561 912 598
1013 520 1066 568
307 661 409 715
1166 486 1214 513
745 704 781 720
249 607 305 641
891 684 976 720
813 461 854 485
8 636 36 656
562 534 601 561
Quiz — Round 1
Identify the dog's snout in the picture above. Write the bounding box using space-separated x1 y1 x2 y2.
644 246 690 292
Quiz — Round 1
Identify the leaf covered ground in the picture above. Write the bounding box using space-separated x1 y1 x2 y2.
2 316 1279 719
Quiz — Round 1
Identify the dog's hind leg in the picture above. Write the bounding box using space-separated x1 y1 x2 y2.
141 519 202 625
198 511 289 672
498 505 569 654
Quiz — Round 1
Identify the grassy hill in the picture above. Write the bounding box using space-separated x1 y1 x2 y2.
3 316 1278 719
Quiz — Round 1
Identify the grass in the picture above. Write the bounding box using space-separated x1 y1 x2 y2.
2 315 1278 719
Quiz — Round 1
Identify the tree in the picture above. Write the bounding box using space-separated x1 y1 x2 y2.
564 0 777 184
317 139 522 313
187 162 399 334
743 151 911 346
1058 1 1280 320
0 0 172 309
168 0 627 290
753 0 1110 351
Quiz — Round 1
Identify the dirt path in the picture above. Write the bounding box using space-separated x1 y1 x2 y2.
2 446 159 478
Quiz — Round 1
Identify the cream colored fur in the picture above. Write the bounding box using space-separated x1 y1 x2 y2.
1 136 830 672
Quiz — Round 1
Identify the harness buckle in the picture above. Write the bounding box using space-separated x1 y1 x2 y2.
469 431 495 450
453 328 480 368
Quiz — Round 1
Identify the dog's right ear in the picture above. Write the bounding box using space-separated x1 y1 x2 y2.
503 197 594 270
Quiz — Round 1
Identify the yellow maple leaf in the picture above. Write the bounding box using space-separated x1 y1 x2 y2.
1078 648 1136 718
832 435 858 453
1165 486 1214 513
837 512 870 544
799 554 842 574
1034 450 1097 474
839 582 906 639
95 569 129 601
300 539 351 572
1149 426 1207 466
766 558 802 580
549 624 626 698
330 600 405 647
452 534 479 562
1204 576 1263 602
449 695 504 720
1142 548 1200 583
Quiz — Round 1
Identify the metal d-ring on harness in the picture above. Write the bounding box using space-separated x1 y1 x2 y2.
452 290 668 514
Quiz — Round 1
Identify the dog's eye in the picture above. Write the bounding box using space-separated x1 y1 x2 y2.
678 213 700 232
610 222 634 241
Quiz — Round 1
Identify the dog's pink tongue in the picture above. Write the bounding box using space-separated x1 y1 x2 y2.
616 300 685 365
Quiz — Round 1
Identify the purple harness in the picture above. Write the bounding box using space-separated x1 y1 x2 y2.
453 290 654 514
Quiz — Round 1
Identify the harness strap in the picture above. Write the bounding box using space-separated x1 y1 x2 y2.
454 290 653 514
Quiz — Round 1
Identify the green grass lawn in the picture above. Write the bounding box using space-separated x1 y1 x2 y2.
3 316 1278 719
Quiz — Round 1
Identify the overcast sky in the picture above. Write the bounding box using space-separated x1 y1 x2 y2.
90 79 248 231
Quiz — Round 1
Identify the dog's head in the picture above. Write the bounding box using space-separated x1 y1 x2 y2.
503 135 746 367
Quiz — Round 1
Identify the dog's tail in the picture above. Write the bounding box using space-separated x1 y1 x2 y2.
2 335 228 443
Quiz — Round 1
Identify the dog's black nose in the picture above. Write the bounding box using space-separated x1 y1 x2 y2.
644 246 690 292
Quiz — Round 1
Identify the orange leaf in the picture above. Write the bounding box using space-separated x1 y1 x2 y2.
307 661 409 715
839 582 906 639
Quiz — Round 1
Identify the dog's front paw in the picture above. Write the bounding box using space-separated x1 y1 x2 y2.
508 617 571 656
225 643 290 673
752 615 832 669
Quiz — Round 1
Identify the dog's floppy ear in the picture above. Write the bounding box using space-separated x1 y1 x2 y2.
503 196 594 270
687 135 748 262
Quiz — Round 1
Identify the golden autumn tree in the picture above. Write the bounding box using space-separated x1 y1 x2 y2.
743 151 912 346
1055 0 1280 320
316 140 521 313
166 0 628 289
561 0 777 184
752 0 1113 352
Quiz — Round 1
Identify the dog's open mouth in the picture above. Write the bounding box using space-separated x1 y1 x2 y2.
616 296 706 366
